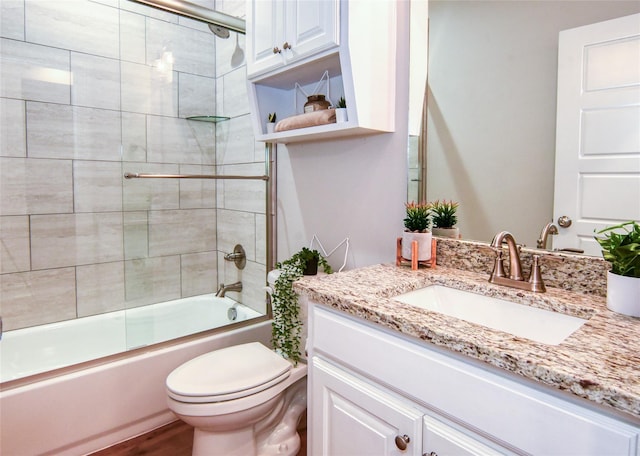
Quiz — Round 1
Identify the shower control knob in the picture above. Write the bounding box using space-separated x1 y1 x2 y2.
283 41 292 50
273 46 281 54
395 434 410 450
557 215 572 228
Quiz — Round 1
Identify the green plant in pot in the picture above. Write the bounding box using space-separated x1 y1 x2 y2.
402 201 432 261
594 221 640 317
431 199 460 239
272 248 332 364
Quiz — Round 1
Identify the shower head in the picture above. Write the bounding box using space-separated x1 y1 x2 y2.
208 23 230 39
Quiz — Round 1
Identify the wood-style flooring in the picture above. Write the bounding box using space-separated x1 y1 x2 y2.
91 420 307 456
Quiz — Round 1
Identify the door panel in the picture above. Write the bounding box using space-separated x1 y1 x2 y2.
553 13 640 255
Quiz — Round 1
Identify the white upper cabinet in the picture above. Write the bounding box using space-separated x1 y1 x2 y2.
247 0 401 144
247 0 339 78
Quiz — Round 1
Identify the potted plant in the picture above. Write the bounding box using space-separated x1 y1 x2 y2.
271 248 332 363
595 221 640 317
335 96 347 123
266 112 276 133
402 201 432 261
431 199 460 239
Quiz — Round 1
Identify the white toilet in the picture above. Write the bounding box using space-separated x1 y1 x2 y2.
166 342 307 456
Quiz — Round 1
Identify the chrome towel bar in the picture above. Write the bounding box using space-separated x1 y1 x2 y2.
124 172 268 181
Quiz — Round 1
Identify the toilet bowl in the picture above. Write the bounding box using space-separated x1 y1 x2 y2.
166 342 307 456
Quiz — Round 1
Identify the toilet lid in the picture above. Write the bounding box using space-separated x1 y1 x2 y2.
166 342 292 402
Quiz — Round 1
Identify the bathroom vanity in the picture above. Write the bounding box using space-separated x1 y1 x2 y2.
296 259 640 455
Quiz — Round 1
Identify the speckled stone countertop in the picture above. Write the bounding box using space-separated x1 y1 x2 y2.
294 263 640 421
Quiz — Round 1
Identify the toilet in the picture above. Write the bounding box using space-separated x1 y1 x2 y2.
166 342 307 456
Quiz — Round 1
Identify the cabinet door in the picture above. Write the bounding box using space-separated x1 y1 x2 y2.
311 357 423 456
284 0 339 64
423 415 516 456
247 0 285 76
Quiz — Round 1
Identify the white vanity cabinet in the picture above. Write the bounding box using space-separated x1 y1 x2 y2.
246 0 339 78
246 0 400 144
307 303 640 455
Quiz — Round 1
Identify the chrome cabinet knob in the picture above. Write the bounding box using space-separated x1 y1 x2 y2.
283 41 292 50
272 46 281 54
557 215 572 228
424 453 438 456
395 434 410 450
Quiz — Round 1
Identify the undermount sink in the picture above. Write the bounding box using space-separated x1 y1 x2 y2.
393 285 588 345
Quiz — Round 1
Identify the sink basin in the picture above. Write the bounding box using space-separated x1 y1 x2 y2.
393 285 588 345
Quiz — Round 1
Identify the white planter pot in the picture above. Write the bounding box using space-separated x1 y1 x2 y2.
266 122 275 134
402 231 432 261
607 271 640 317
432 227 460 239
335 108 347 123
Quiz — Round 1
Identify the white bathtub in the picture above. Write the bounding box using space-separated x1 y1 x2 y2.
0 294 261 383
0 295 272 455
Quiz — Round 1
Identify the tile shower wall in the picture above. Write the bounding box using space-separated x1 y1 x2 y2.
0 0 265 331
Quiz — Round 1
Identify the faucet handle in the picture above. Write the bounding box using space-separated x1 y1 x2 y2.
528 255 546 292
490 249 507 279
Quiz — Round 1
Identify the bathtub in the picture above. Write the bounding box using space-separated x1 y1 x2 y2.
0 295 272 455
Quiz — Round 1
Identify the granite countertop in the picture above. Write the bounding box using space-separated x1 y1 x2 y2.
294 263 640 421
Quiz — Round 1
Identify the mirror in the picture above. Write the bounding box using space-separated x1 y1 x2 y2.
410 0 640 252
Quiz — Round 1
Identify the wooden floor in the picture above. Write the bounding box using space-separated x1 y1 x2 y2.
92 420 307 456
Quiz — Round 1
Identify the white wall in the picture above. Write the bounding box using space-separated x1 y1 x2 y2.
426 0 640 248
276 4 411 270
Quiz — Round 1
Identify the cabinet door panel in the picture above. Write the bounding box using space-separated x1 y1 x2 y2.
311 357 423 456
286 0 339 62
423 415 514 456
247 0 284 76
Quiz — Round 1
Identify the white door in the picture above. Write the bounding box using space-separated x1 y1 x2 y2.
310 357 423 456
553 13 640 256
246 0 285 77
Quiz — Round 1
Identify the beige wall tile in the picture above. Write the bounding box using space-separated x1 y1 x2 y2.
121 61 178 117
74 161 123 212
25 0 119 59
256 213 266 265
148 209 216 256
0 216 30 274
178 72 216 118
122 163 180 210
124 256 181 307
146 17 216 77
220 66 249 118
181 251 217 297
0 38 70 104
77 261 126 317
31 213 124 269
124 211 149 260
121 112 147 162
147 115 215 164
215 114 255 165
0 157 73 216
119 10 146 64
71 53 121 110
0 98 26 157
217 208 256 260
0 268 76 330
1 0 25 40
179 164 216 208
27 102 122 160
217 163 266 213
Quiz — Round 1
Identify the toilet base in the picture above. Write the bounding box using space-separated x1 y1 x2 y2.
193 427 255 456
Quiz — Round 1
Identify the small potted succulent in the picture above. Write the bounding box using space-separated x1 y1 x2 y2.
335 96 347 123
271 247 332 363
266 112 276 134
402 201 432 261
594 221 640 317
431 199 460 239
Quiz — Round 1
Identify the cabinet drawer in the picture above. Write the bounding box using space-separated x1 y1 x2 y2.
310 304 640 455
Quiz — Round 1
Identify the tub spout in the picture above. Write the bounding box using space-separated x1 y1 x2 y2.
216 281 243 297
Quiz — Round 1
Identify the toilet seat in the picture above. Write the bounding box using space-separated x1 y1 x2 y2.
166 342 292 404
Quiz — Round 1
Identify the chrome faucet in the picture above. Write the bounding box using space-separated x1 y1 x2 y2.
536 222 558 249
216 281 243 297
489 231 546 292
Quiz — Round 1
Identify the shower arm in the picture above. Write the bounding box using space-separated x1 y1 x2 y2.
129 0 246 34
